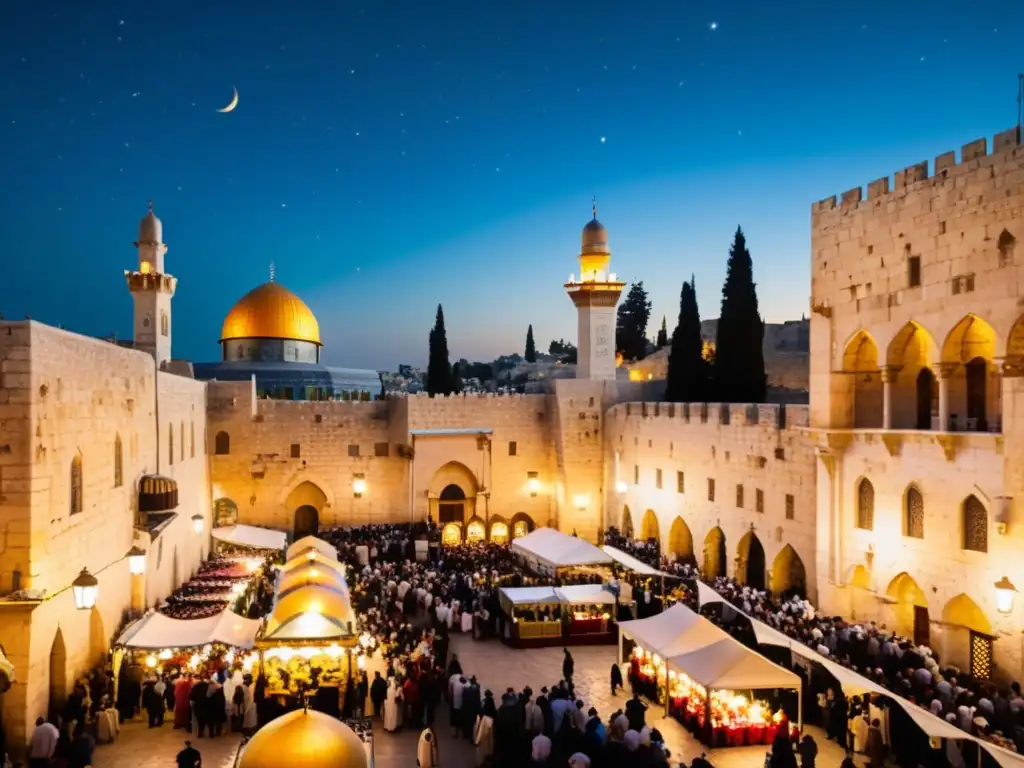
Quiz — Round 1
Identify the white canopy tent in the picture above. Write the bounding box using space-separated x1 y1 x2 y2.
510 527 612 571
211 524 287 551
115 609 261 650
601 545 677 577
286 536 338 562
556 584 617 605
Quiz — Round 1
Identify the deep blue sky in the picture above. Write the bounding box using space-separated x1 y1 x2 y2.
1 1 1022 370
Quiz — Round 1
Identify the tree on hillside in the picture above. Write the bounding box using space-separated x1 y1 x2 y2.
615 282 652 361
525 325 537 363
656 316 668 348
451 361 463 393
665 277 709 402
548 339 578 364
426 304 453 396
713 227 766 403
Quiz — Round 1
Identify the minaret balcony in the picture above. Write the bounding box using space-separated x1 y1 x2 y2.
125 270 177 295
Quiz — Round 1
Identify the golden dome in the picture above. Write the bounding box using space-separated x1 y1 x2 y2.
581 204 609 255
238 709 367 768
220 281 322 345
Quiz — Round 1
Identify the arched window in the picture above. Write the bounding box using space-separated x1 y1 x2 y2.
160 311 169 337
113 434 123 488
70 455 83 515
168 424 174 465
963 495 988 553
179 422 185 461
190 421 195 458
214 431 230 456
856 478 874 531
904 486 924 539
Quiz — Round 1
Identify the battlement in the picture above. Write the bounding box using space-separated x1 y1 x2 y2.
607 401 810 429
812 127 1022 218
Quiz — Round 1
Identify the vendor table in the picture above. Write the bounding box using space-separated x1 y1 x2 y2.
568 617 606 636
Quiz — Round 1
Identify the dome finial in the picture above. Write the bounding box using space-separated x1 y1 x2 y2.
148 199 154 214
592 196 597 220
269 261 276 283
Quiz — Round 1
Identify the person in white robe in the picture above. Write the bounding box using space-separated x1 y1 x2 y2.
384 677 402 732
242 682 258 734
417 728 440 767
474 710 495 766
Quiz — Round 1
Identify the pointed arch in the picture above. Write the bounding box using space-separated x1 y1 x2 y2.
886 571 929 644
214 431 230 455
886 321 937 368
640 509 659 541
89 606 107 665
702 526 727 579
667 516 694 561
770 544 806 596
113 433 123 488
842 330 882 427
736 531 766 590
488 515 509 544
847 564 871 589
286 481 328 513
70 453 83 515
511 512 534 539
962 494 988 552
621 505 634 538
941 593 993 635
942 313 996 364
904 485 924 539
48 628 68 717
885 322 938 429
855 477 874 530
428 461 479 497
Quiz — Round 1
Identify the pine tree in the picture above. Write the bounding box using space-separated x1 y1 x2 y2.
524 324 537 362
656 316 668 348
426 304 452 396
615 282 652 361
665 277 708 402
714 227 766 403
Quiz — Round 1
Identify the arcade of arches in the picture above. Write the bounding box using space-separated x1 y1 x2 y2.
640 509 659 541
427 462 534 545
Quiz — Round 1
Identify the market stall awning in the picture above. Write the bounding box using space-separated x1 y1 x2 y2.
601 546 677 577
510 527 612 569
619 603 721 657
668 638 801 690
281 550 346 574
286 536 338 563
115 609 261 650
556 584 617 605
278 561 349 599
212 524 287 551
499 587 560 606
263 585 356 642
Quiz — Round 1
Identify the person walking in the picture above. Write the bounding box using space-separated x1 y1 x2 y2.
417 728 440 768
175 739 201 768
562 649 575 685
370 672 388 720
610 663 623 696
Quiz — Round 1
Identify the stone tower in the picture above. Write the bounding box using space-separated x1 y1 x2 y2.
565 203 625 380
125 201 176 367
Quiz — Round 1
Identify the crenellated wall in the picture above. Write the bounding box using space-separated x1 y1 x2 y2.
603 401 818 601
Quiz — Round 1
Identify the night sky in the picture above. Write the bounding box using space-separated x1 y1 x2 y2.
1 1 1022 370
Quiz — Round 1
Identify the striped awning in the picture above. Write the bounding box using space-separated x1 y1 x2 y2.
138 474 179 513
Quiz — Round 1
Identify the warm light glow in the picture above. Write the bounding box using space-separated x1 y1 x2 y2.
996 576 1018 614
158 649 173 660
128 545 147 575
191 514 205 534
225 651 236 666
307 550 317 561
357 654 366 670
527 475 540 495
573 493 590 510
231 582 246 596
352 474 367 497
326 644 343 659
139 261 152 275
188 654 201 669
72 567 99 610
145 655 157 669
615 480 628 494
243 557 262 573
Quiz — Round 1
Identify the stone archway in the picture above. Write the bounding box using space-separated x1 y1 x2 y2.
49 628 67 718
667 517 694 562
640 510 659 542
438 485 466 523
887 572 930 646
942 593 995 680
466 516 486 543
213 498 239 527
286 481 328 538
489 516 509 544
942 314 997 431
842 330 882 428
621 506 635 538
702 527 727 579
770 544 806 597
511 513 534 539
429 461 478 524
736 531 766 590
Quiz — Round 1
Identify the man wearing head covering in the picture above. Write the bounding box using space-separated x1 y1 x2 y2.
417 728 439 768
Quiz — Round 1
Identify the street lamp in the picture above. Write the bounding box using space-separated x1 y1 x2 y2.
127 546 147 576
527 472 540 496
615 480 628 494
191 514 205 535
995 576 1018 614
72 568 99 611
352 474 367 498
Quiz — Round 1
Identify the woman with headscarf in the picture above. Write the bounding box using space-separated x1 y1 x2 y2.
417 727 440 768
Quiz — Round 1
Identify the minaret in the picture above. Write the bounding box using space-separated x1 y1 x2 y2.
125 201 177 367
565 200 625 380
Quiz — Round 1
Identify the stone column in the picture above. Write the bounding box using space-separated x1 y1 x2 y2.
881 365 902 429
934 363 957 431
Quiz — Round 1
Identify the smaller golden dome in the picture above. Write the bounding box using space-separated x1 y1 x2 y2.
238 710 367 768
220 281 322 345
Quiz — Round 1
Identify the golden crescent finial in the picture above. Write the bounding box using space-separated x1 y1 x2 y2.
592 196 597 219
269 261 276 283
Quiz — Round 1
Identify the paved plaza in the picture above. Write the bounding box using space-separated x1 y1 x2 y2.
94 633 866 767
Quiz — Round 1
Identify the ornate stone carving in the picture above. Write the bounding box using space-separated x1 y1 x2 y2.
963 495 988 552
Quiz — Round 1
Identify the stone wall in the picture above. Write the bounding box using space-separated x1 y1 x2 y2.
603 401 818 601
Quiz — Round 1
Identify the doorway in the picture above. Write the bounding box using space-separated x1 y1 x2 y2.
913 605 930 647
438 484 466 524
737 532 766 591
294 505 319 538
915 367 935 429
966 358 987 429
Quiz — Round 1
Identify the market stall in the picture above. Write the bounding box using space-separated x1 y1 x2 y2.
212 524 287 553
510 527 612 577
558 584 617 641
499 584 619 647
286 536 338 562
620 603 802 748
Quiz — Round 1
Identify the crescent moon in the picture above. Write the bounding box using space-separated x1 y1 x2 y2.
217 87 239 113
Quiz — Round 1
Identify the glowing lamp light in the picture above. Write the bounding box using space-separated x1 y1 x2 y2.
158 649 173 661
573 493 590 511
527 474 541 495
307 549 318 561
995 576 1018 614
191 514 205 535
72 567 99 610
615 480 628 494
231 582 246 596
127 545 147 575
352 474 367 498
357 654 366 670
145 654 157 669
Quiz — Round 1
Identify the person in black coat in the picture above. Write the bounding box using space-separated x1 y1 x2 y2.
610 663 623 696
370 672 388 719
462 679 482 741
562 649 575 684
625 693 647 732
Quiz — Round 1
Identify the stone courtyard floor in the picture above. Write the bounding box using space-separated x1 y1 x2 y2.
94 633 867 766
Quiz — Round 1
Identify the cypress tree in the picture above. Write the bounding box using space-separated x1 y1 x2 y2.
426 304 452 396
714 227 766 403
525 325 537 362
656 316 668 348
665 277 708 402
615 282 652 361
